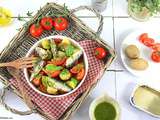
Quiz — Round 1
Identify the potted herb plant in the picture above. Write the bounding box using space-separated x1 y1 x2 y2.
128 0 160 21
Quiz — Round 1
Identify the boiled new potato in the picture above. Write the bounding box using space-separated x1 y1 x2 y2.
130 58 148 70
125 45 140 59
41 40 50 49
47 87 58 94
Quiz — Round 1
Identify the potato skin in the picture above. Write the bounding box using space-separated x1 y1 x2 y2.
125 45 140 59
130 58 148 70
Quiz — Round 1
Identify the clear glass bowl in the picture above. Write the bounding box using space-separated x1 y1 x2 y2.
128 0 152 22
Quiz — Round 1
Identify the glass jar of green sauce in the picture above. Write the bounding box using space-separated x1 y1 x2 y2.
89 94 121 120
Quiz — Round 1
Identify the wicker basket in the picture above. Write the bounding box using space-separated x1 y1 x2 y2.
0 3 116 120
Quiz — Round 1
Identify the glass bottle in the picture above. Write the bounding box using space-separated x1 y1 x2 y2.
91 0 108 12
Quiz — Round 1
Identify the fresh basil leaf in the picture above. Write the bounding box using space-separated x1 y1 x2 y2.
65 45 75 57
45 64 63 71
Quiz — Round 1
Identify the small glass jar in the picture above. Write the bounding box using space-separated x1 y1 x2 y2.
128 0 152 22
91 0 108 12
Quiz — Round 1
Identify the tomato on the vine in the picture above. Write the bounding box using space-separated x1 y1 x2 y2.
40 17 54 30
29 24 43 37
53 17 69 31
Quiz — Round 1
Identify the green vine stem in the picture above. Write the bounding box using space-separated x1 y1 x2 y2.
11 4 70 31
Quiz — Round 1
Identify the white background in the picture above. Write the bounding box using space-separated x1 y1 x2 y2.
0 0 160 120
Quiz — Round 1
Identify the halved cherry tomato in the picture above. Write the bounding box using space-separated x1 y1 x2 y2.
54 38 62 44
29 24 43 38
50 70 61 78
74 60 79 65
39 70 46 75
32 77 41 87
48 58 66 66
142 38 155 47
152 43 160 51
151 51 160 62
139 33 148 43
95 47 107 59
40 17 54 30
76 68 85 80
70 63 84 74
43 69 61 78
53 17 69 31
39 84 47 93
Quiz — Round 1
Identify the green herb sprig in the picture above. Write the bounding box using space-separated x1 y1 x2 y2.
130 0 160 15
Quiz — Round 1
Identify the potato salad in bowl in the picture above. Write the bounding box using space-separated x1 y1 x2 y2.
24 35 88 97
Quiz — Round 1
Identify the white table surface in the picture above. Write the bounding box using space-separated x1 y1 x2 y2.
0 0 160 120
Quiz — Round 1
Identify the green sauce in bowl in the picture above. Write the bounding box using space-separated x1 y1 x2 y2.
89 95 120 120
94 102 116 120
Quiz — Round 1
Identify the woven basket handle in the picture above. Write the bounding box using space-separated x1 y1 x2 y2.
70 6 103 36
0 85 37 115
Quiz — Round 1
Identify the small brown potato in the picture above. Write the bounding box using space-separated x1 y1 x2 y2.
130 58 148 70
125 45 140 59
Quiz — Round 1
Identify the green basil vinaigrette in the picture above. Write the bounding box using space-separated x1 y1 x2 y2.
94 102 116 120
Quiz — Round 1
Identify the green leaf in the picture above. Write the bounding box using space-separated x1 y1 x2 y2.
17 14 26 21
66 77 78 89
26 11 33 17
45 64 63 71
16 28 21 31
65 45 75 57
42 76 55 87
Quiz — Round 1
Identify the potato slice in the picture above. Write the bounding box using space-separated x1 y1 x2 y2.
47 87 58 94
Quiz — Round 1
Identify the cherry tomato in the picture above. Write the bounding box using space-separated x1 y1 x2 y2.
48 57 66 66
39 84 47 93
76 68 85 81
53 17 69 31
39 70 46 75
142 38 155 47
32 77 41 87
139 33 148 43
29 24 43 37
74 60 79 65
50 70 61 78
152 43 160 51
43 69 61 78
95 47 107 59
40 17 54 30
151 51 160 62
54 38 62 44
70 63 84 74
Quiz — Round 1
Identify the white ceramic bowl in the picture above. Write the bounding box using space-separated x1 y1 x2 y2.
24 35 88 97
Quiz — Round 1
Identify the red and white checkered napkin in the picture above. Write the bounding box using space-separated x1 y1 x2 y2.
9 40 105 119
